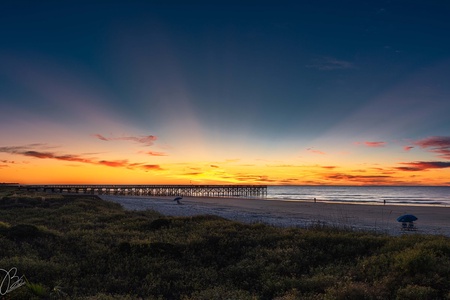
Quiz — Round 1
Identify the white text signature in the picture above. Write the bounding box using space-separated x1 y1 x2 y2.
0 268 26 295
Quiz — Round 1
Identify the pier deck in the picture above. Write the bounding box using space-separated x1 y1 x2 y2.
22 185 267 197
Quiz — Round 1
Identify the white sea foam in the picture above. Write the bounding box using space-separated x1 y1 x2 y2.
266 186 450 206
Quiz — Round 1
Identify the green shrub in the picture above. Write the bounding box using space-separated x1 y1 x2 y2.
0 221 10 228
1 191 449 299
324 282 376 300
396 284 438 300
144 218 172 230
183 286 255 300
7 224 41 239
81 294 143 300
27 282 48 297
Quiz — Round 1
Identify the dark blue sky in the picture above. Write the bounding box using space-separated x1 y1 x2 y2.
3 1 450 129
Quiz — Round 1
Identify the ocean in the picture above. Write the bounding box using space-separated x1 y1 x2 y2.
265 186 450 206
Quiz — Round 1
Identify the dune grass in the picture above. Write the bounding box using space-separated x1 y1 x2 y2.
1 187 450 299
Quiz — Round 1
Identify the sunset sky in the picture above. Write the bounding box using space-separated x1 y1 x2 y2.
1 1 450 185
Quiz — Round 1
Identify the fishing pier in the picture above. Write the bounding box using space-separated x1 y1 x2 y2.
22 185 267 198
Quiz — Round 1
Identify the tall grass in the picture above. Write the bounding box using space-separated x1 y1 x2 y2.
1 187 449 299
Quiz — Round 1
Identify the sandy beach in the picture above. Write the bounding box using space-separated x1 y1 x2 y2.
100 195 450 237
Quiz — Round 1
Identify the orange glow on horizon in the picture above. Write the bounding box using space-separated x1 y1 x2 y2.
1 134 450 186
2 158 449 186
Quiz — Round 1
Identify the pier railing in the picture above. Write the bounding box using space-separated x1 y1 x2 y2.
21 185 267 197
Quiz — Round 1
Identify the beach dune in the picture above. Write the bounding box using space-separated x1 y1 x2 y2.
100 195 450 237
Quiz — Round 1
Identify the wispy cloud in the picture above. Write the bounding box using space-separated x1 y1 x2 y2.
266 164 297 168
368 167 395 175
355 141 386 148
235 174 277 183
0 145 44 153
307 56 355 71
403 146 414 151
97 160 128 168
140 165 163 171
278 178 299 184
322 166 336 169
210 165 219 168
0 160 15 164
322 172 392 184
182 172 204 176
141 151 168 157
0 145 163 171
396 161 450 171
307 148 326 155
365 141 386 147
414 136 450 159
93 134 157 146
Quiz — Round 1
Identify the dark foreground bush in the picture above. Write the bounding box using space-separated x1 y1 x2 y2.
0 190 449 299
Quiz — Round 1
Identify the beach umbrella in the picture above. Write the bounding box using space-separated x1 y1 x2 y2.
173 196 183 204
396 214 418 222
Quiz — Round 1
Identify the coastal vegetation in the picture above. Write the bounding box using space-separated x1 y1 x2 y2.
1 187 450 299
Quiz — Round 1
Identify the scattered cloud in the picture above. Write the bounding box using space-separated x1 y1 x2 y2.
322 173 392 184
267 164 297 168
210 165 219 168
98 160 128 168
307 56 355 71
0 160 15 164
367 167 395 175
0 145 34 153
324 173 391 180
396 161 450 171
381 171 396 175
22 151 54 159
322 166 336 169
414 136 450 159
365 141 386 147
142 151 168 156
0 145 162 171
403 146 414 151
415 136 450 148
233 173 277 183
355 141 386 148
140 165 163 171
182 172 204 176
370 167 384 171
93 134 108 141
307 148 326 155
93 134 157 146
278 178 299 184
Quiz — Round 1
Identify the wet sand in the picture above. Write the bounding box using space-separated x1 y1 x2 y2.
100 195 450 237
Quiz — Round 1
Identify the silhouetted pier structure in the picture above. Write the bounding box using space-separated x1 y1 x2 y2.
22 185 267 197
